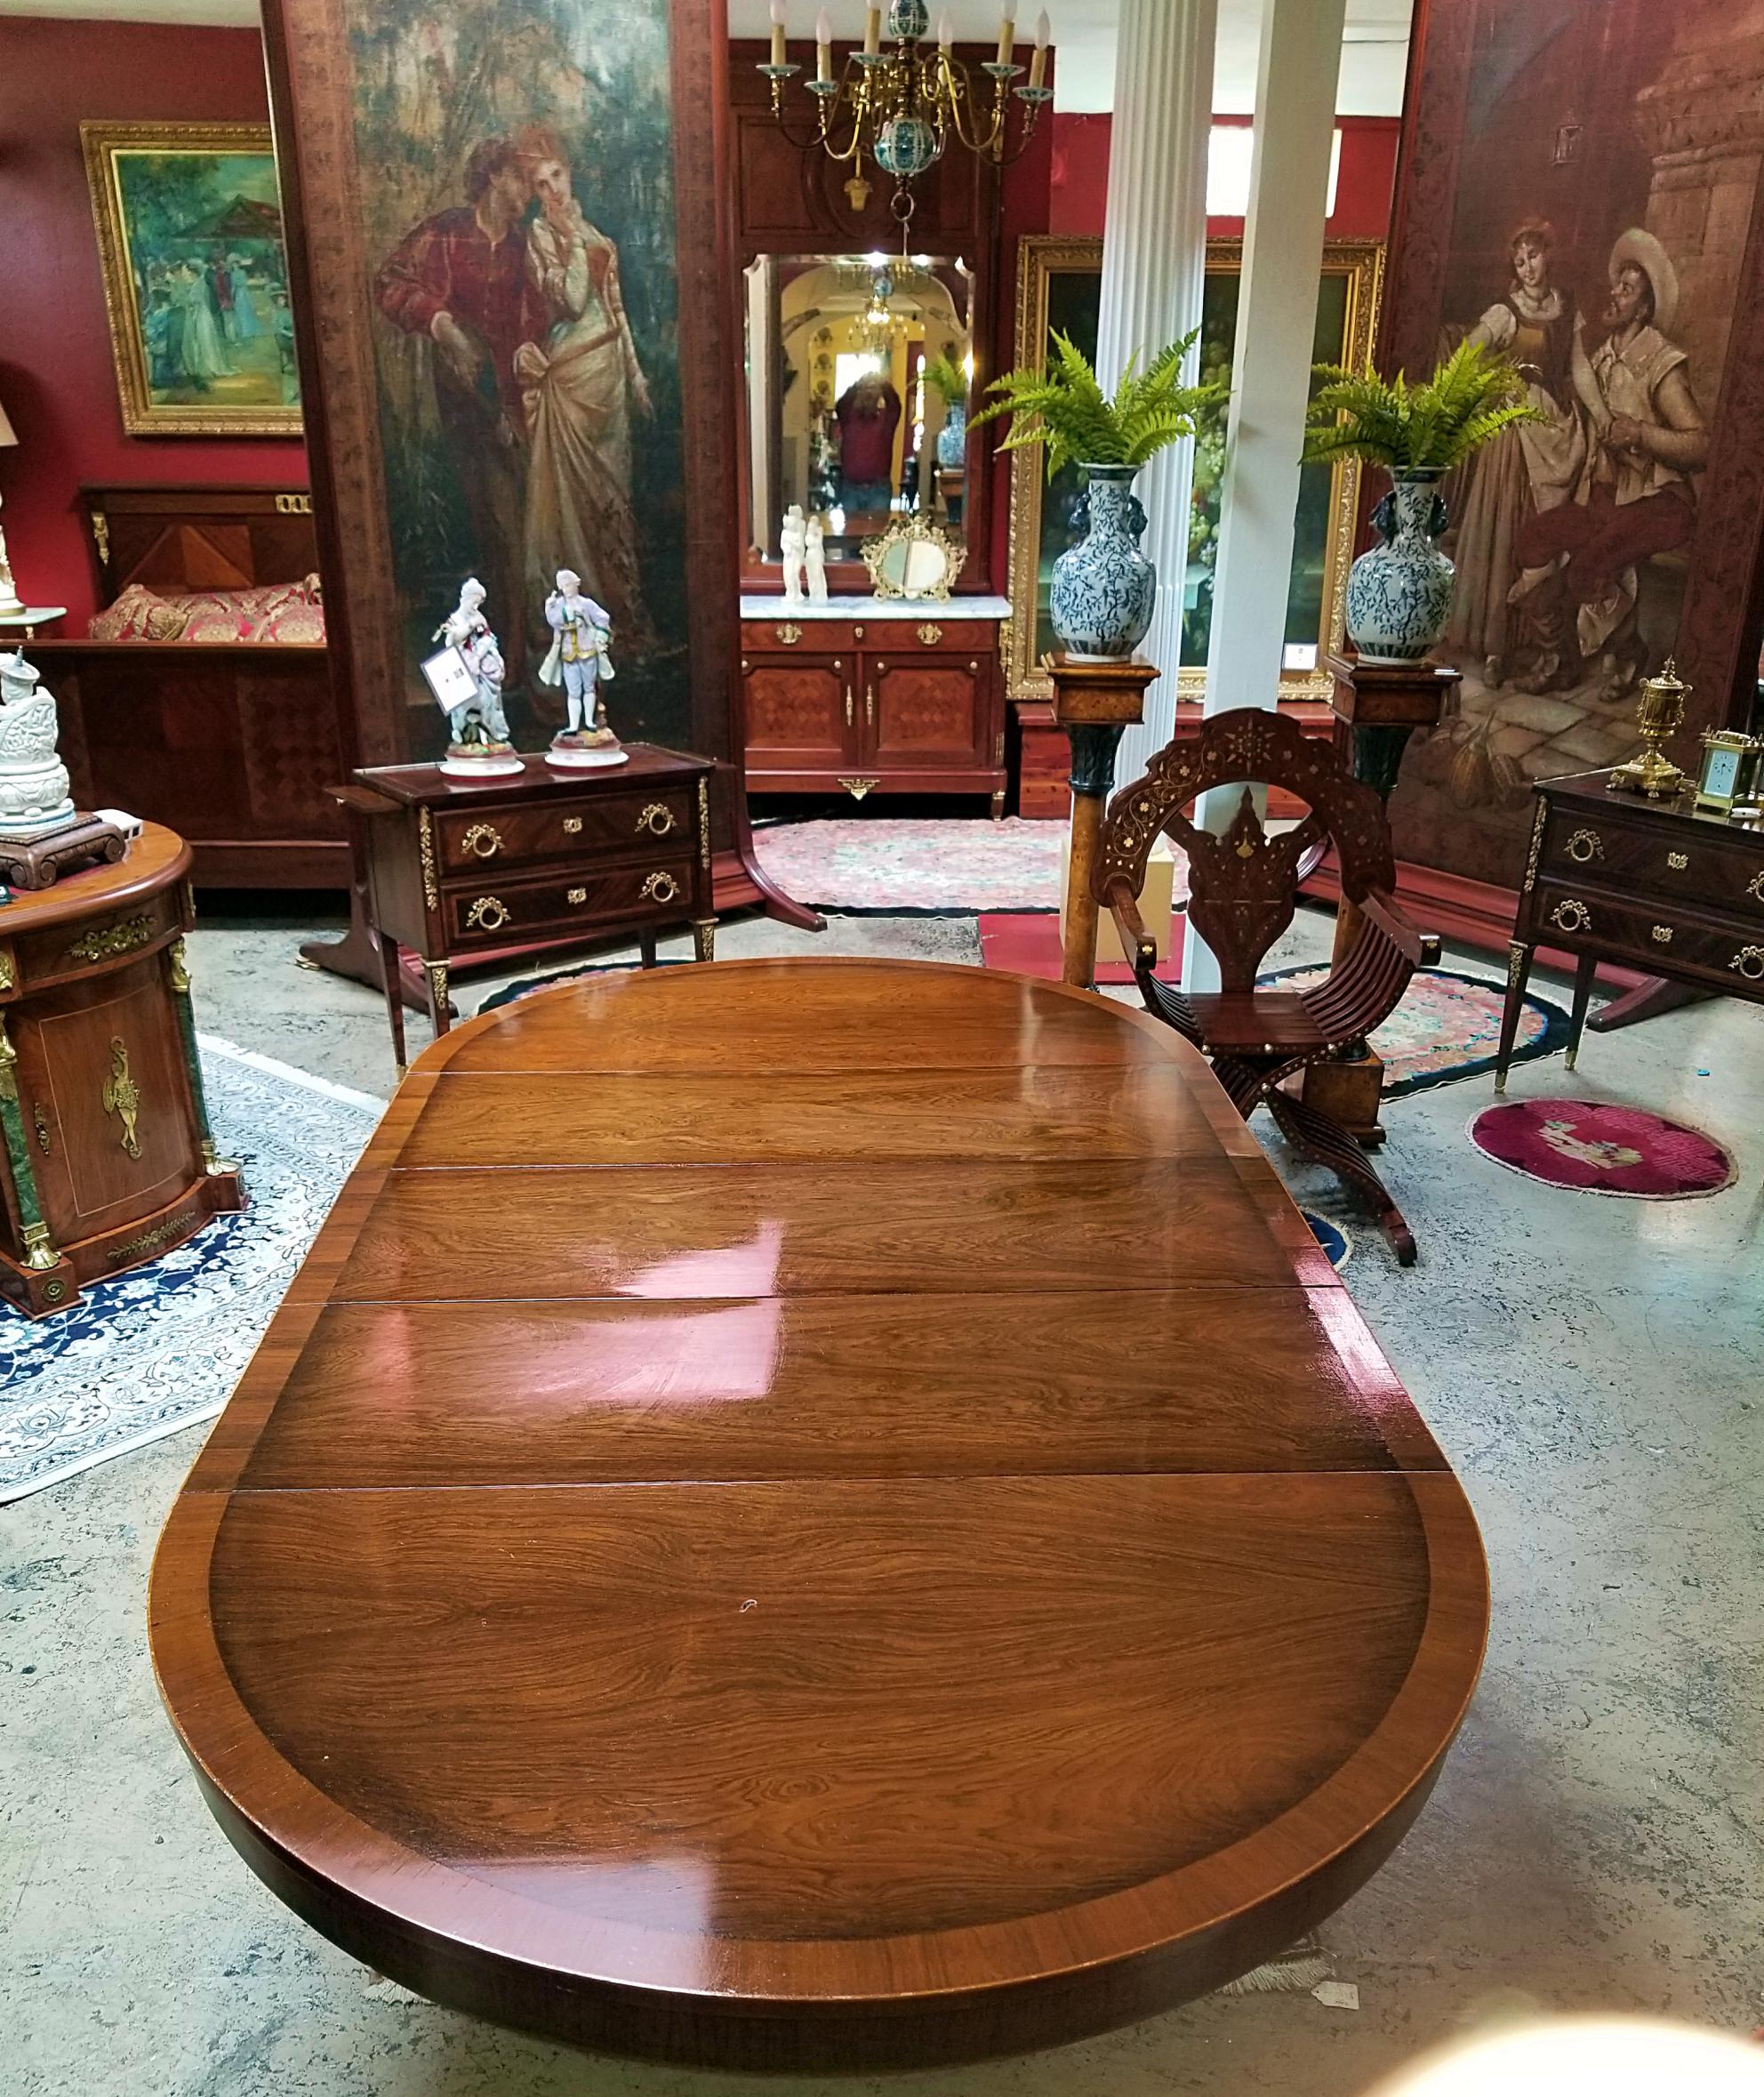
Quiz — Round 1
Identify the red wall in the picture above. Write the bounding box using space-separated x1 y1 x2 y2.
0 18 308 626
1048 111 1399 241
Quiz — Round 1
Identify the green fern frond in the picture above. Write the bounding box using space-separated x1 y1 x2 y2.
1300 340 1545 470
969 325 1222 482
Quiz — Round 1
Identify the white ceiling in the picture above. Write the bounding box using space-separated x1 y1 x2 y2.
0 0 1413 114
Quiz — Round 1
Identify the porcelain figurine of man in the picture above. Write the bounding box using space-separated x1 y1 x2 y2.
805 516 829 603
540 567 627 767
434 578 521 775
781 505 807 607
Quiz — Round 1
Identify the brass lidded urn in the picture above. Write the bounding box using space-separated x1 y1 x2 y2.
1608 657 1690 799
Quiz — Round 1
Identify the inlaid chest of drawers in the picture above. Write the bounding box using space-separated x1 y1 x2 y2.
334 748 715 1070
1495 769 1764 1085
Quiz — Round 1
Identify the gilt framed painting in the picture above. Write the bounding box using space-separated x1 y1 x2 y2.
80 122 303 437
1376 0 1764 891
1005 234 1383 703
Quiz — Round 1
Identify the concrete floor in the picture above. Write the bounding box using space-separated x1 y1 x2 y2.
5 903 1762 2097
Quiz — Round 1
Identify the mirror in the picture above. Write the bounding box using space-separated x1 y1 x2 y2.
1006 234 1385 701
743 252 974 571
862 515 964 600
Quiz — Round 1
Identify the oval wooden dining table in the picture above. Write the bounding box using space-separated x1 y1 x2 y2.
150 958 1487 2070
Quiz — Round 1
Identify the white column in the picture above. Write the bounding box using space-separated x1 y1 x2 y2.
1183 0 1346 992
1093 0 1217 790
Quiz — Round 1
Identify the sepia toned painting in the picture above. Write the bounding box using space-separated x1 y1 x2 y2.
1381 0 1764 888
345 0 688 747
82 123 302 437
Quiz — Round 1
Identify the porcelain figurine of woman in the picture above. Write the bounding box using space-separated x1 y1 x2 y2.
806 517 829 603
436 578 522 777
540 567 627 768
780 505 807 607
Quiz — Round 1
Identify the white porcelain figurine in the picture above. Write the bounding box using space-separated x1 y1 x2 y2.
0 648 76 839
540 567 626 768
780 504 807 607
806 517 829 603
434 578 522 777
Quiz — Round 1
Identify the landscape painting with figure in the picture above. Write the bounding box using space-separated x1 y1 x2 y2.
347 0 688 751
1384 0 1763 887
83 125 301 436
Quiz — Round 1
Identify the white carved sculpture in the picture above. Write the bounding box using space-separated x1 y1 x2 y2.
0 649 76 840
781 504 807 607
806 518 829 604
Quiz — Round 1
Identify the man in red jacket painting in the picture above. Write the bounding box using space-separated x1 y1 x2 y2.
375 136 539 684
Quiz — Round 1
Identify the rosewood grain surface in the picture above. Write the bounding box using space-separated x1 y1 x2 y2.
150 959 1487 2069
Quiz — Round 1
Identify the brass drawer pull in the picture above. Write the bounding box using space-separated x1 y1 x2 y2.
637 803 676 837
567 887 588 906
1732 945 1764 983
775 622 802 645
865 684 876 727
846 685 854 727
640 871 682 904
461 822 501 859
1651 924 1673 944
466 896 510 932
1566 828 1603 864
1666 851 1688 871
1549 897 1592 934
1747 871 1764 902
562 816 583 835
917 622 943 646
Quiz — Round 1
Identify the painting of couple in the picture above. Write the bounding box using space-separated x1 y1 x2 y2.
375 125 656 695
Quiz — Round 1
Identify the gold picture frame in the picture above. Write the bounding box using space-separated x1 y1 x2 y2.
81 121 303 438
1004 233 1384 703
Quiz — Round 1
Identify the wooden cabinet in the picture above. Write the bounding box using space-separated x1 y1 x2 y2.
742 616 1005 809
0 824 246 1317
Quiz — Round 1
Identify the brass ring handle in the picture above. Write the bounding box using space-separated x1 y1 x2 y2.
846 686 854 727
1651 924 1674 944
640 871 682 904
1549 897 1592 934
466 896 510 932
562 816 583 835
637 803 676 837
865 685 876 727
1666 851 1688 871
1746 871 1764 902
567 887 588 905
1732 945 1764 982
1566 828 1602 864
461 822 502 859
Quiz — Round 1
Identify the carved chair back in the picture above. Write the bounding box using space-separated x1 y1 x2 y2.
1095 709 1396 993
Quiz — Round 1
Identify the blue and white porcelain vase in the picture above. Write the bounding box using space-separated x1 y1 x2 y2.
934 400 967 468
1050 463 1156 662
1344 469 1455 664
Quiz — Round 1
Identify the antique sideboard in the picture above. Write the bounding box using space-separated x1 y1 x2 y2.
1496 769 1764 1084
740 596 1014 811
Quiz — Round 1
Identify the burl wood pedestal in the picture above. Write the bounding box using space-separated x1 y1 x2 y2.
1047 654 1159 987
0 824 245 1316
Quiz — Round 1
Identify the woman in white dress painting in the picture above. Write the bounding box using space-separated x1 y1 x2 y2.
1443 220 1588 689
512 125 657 655
173 261 233 390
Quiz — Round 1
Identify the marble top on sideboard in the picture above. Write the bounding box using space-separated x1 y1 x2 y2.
739 594 1014 622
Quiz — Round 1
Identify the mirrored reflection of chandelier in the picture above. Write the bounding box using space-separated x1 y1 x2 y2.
761 0 1053 238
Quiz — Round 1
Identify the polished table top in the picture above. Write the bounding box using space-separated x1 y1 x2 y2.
150 960 1487 2069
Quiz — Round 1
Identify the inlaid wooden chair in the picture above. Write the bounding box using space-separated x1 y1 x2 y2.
1094 706 1439 1264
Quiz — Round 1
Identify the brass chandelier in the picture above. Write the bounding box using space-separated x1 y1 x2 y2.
760 0 1053 236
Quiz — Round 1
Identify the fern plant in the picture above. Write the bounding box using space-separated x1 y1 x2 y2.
1302 339 1544 474
970 328 1224 480
919 350 969 407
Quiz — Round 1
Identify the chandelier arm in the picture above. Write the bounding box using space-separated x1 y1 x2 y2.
937 58 1002 157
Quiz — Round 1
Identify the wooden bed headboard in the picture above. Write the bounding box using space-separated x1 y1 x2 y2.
81 484 318 604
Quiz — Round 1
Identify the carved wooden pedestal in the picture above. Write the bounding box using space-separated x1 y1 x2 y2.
1305 654 1459 1143
0 824 246 1317
1047 655 1159 988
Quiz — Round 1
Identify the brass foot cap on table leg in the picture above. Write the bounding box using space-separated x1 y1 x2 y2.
1494 1072 1508 1093
1564 1048 1578 1071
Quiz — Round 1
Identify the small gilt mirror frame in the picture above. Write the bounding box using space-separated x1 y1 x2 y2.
862 515 965 602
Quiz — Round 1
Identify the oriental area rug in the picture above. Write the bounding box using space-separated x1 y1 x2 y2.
753 817 1069 912
0 1040 381 1503
1468 1099 1736 1200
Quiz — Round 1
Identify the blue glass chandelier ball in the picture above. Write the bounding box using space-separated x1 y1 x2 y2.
875 115 937 176
887 0 931 39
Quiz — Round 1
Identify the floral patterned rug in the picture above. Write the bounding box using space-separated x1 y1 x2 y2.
752 817 1072 912
1468 1099 1736 1199
1265 964 1569 1098
0 1040 381 1503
